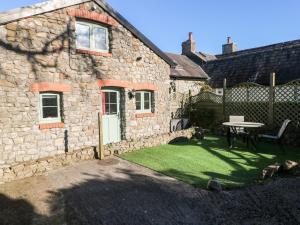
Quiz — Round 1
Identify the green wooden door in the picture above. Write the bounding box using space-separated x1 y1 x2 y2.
102 89 121 145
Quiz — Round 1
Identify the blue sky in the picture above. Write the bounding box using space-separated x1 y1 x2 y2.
1 0 300 54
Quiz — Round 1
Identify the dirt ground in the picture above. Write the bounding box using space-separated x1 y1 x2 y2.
0 156 299 225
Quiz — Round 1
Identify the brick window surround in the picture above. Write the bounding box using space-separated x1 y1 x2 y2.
31 82 71 130
39 122 64 130
76 49 112 57
98 80 157 119
68 9 118 27
69 9 117 57
31 82 72 93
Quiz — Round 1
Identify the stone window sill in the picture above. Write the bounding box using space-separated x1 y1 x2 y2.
39 122 64 130
135 113 155 119
76 49 112 57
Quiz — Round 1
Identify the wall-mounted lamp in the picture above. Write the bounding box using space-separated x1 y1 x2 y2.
169 81 176 94
128 89 136 99
91 5 97 11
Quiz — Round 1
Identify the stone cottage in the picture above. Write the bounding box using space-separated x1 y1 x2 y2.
165 32 209 118
0 0 202 182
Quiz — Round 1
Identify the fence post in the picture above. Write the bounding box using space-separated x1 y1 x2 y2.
268 73 276 128
98 112 105 160
188 90 192 121
223 79 227 121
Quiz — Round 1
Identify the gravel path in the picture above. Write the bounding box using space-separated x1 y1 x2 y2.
0 157 299 225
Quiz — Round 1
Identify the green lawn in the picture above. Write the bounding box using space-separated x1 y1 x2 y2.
120 136 300 189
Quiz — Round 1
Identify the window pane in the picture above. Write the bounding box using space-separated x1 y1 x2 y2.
136 93 141 102
94 27 107 50
43 107 58 118
144 92 150 101
136 92 141 110
144 101 150 110
42 95 58 107
136 102 141 110
76 23 90 48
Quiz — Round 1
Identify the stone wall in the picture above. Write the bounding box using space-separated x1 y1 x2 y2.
0 1 171 168
105 128 195 155
0 147 96 184
0 128 195 184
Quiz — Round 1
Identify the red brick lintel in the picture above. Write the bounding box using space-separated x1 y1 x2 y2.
39 122 64 130
68 9 118 27
98 79 157 91
31 82 72 93
135 113 155 118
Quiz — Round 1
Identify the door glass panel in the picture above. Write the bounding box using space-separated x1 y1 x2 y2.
105 92 110 102
110 92 117 104
110 104 117 114
103 91 119 115
105 104 110 115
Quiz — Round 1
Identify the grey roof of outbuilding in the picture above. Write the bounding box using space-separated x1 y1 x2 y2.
0 0 176 67
165 53 209 80
203 39 300 88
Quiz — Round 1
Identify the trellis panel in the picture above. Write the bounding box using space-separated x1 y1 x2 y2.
225 83 270 125
274 80 300 127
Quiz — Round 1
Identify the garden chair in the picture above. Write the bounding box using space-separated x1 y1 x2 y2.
229 116 247 134
229 115 248 144
258 119 292 152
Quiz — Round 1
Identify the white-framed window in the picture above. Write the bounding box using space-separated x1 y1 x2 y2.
39 93 61 123
136 91 152 113
76 20 109 52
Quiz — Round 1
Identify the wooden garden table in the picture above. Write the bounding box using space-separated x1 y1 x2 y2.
222 122 265 149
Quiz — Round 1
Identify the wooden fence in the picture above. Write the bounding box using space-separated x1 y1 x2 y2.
188 73 300 131
224 73 300 129
189 91 223 128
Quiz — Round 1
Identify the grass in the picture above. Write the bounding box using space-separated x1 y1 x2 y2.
120 136 300 189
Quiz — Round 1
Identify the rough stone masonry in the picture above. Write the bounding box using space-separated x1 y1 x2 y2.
0 0 181 183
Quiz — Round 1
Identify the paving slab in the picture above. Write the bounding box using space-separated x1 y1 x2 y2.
0 156 300 225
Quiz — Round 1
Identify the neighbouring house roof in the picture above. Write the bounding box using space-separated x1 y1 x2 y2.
165 52 209 80
202 39 300 88
0 0 176 67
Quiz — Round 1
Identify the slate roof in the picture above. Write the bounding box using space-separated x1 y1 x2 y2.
202 39 300 88
165 53 209 80
0 0 176 67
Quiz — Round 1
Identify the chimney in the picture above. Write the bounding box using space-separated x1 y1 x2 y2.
222 37 238 54
182 32 196 56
